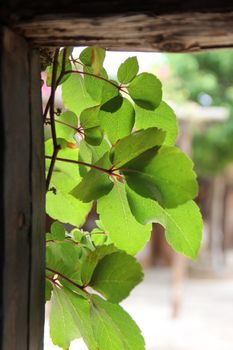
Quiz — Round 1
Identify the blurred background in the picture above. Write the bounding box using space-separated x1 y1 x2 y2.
44 49 233 350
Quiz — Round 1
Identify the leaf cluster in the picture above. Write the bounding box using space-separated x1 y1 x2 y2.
46 222 144 349
44 47 203 349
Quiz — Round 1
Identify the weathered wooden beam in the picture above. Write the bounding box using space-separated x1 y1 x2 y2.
28 50 45 350
12 11 233 52
0 27 45 350
2 1 233 51
0 26 31 350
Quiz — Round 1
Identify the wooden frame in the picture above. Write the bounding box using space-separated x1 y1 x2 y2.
0 1 233 349
0 27 45 349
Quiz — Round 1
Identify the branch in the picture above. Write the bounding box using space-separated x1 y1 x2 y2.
46 49 61 191
45 155 110 174
64 69 129 95
46 267 88 295
43 48 67 122
45 117 79 132
45 155 123 181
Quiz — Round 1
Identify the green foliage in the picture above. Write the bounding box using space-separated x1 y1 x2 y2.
123 146 198 208
44 47 202 349
45 140 91 226
126 187 202 259
80 47 106 75
71 152 114 202
100 97 135 144
97 183 152 255
117 56 139 84
91 295 145 350
128 73 162 110
90 251 143 302
47 47 73 86
110 127 165 168
46 225 144 349
55 111 77 143
135 101 178 145
62 73 96 115
49 287 81 348
165 51 233 175
50 221 65 241
192 120 233 176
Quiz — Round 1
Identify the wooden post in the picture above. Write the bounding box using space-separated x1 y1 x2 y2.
0 27 45 350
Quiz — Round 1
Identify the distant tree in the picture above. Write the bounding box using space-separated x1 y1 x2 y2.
164 51 233 176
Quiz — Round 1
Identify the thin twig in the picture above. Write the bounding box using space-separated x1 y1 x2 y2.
50 49 60 148
45 117 78 132
46 147 60 191
46 49 61 191
43 96 51 121
45 155 110 174
46 275 60 288
64 69 129 95
43 48 67 122
45 155 123 182
46 267 88 294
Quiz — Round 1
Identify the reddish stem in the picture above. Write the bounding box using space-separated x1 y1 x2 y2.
64 69 129 95
46 267 88 294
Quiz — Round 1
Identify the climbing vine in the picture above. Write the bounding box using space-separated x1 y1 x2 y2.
44 47 203 349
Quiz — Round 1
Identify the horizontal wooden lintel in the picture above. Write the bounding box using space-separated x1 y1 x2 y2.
11 11 233 52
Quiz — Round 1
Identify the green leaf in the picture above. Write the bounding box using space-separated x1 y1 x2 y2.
101 81 119 104
46 190 91 227
45 140 92 225
91 295 145 350
63 288 98 350
47 47 73 86
83 66 109 103
135 101 178 145
128 73 162 110
45 279 53 302
80 47 106 75
126 187 203 259
46 241 83 286
70 152 113 202
84 126 103 146
99 97 135 144
50 221 65 241
110 127 165 168
100 94 123 113
91 231 109 246
55 111 77 143
72 228 84 242
124 146 198 208
81 244 117 285
117 56 139 84
78 139 110 177
80 105 100 129
90 251 143 302
50 286 99 349
62 73 96 116
49 287 81 349
46 141 83 190
97 183 151 255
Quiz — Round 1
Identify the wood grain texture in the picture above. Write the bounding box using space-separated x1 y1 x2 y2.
0 26 30 350
0 27 45 350
1 1 233 51
28 50 45 350
12 11 233 52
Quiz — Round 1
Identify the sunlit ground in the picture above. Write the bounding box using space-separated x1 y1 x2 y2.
44 267 233 350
